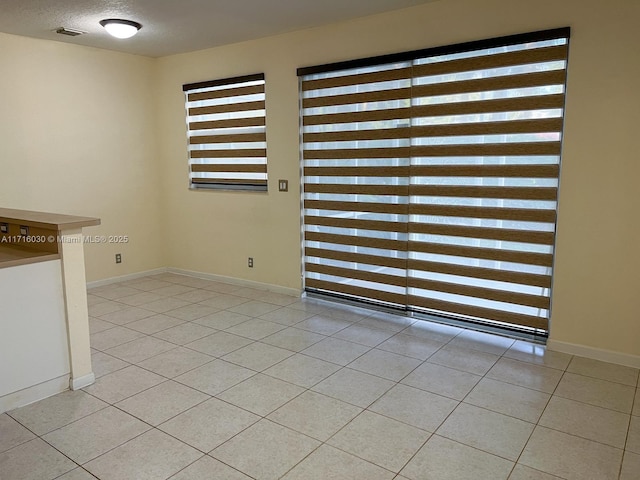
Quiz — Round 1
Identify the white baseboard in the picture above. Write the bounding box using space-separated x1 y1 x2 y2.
168 267 301 297
87 268 168 289
70 373 95 390
0 374 69 414
547 339 640 369
87 269 640 369
86 267 301 297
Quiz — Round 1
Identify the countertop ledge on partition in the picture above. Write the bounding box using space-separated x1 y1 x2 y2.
0 207 100 231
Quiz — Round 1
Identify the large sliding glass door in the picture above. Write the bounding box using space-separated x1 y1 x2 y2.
300 28 570 334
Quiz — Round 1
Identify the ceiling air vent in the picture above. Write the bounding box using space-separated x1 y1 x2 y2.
55 27 85 37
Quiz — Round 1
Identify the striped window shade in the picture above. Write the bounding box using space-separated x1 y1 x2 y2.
183 73 267 191
302 62 412 307
300 28 570 333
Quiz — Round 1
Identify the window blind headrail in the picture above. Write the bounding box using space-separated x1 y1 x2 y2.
183 73 265 91
297 27 569 76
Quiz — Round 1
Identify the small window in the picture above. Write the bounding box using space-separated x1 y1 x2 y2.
183 73 267 191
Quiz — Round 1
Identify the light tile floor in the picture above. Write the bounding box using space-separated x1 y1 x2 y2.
1 272 639 480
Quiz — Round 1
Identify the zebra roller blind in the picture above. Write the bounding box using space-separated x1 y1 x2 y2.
300 28 570 332
184 73 267 190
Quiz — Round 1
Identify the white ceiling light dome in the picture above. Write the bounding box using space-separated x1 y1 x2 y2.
99 19 142 39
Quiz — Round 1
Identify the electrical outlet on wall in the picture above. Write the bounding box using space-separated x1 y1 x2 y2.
115 253 122 264
248 257 254 268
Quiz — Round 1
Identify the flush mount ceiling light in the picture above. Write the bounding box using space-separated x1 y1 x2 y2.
99 19 142 39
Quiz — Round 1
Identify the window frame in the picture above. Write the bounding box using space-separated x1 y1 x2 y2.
298 28 570 335
183 73 268 192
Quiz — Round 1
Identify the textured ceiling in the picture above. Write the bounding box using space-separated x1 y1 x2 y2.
0 0 439 57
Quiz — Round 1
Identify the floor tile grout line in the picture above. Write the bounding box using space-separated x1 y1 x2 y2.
112 278 636 378
37 389 251 474
8 399 112 439
92 280 632 406
101 322 632 480
89 356 132 379
110 384 213 429
322 406 431 475
207 417 321 477
533 422 628 452
561 369 639 389
0 423 36 456
41 418 153 479
405 433 521 479
155 453 208 480
1 435 84 479
51 465 96 480
543 390 634 420
49 425 152 471
516 366 628 475
80 274 637 479
427 336 558 478
550 374 636 414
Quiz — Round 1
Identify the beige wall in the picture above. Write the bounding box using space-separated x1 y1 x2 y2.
156 0 640 357
1 0 638 358
0 33 164 281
